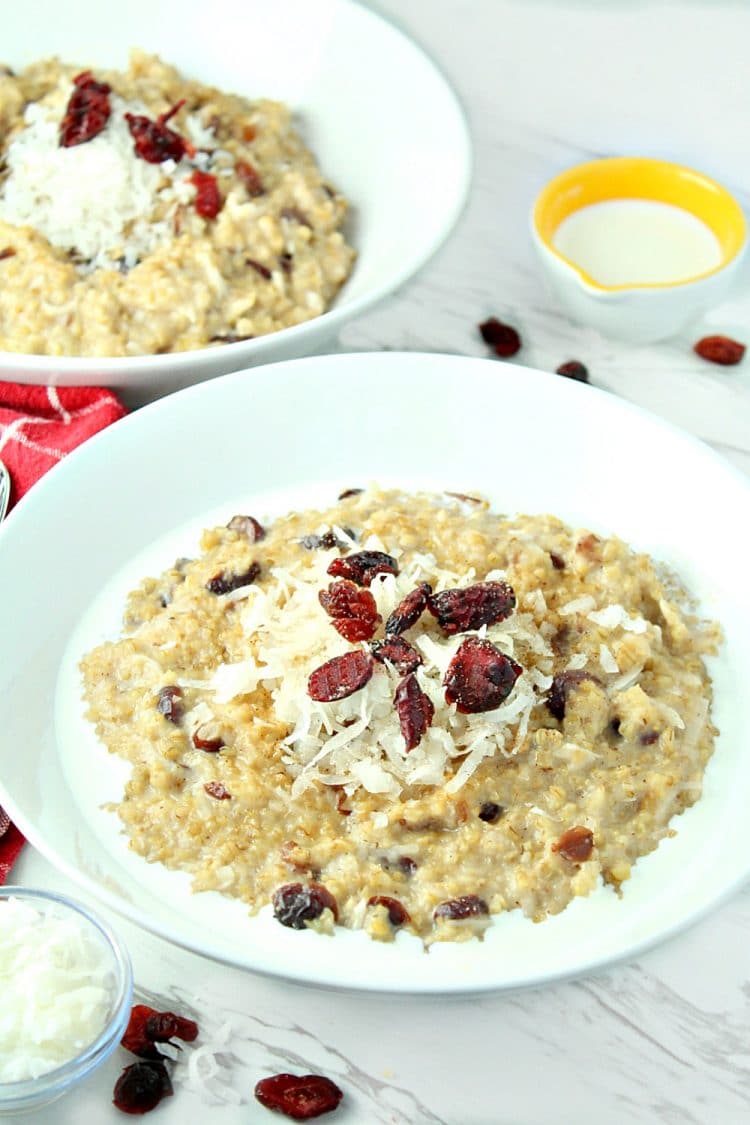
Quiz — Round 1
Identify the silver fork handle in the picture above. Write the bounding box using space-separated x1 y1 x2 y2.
0 459 10 523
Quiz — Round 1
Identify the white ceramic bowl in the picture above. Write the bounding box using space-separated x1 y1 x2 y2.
0 352 749 995
531 157 747 343
0 887 133 1114
0 0 470 402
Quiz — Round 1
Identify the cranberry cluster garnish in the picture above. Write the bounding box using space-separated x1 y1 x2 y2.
306 535 523 749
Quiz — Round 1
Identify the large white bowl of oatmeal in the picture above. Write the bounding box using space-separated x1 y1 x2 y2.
0 352 748 993
0 0 470 401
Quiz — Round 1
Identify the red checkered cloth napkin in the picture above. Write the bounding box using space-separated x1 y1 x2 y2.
0 381 127 881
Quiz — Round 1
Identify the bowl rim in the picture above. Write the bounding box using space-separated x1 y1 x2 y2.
0 886 133 1100
530 155 747 294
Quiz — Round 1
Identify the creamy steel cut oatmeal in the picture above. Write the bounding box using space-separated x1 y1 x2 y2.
80 488 721 944
0 52 354 356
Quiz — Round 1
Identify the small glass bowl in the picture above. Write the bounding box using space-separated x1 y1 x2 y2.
0 887 133 1115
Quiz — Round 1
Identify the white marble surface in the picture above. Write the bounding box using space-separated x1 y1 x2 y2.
9 2 750 1122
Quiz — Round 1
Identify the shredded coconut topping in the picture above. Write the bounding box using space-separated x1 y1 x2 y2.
206 539 555 797
0 79 220 271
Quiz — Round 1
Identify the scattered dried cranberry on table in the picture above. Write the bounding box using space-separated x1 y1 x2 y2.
121 1003 198 1060
114 1004 199 1114
113 1060 173 1116
556 360 589 383
478 316 522 357
693 334 745 365
255 1073 344 1120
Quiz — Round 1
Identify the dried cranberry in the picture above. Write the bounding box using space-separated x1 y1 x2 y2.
246 258 272 279
145 1011 199 1044
121 1005 163 1060
59 71 111 147
639 729 660 746
381 854 418 876
236 159 265 197
113 1060 173 1115
272 883 339 929
226 514 266 541
545 670 596 721
694 334 745 366
443 637 522 714
385 582 432 636
327 550 398 587
307 650 373 702
556 360 589 383
479 316 521 358
553 825 594 863
300 529 354 550
122 1004 198 1060
549 552 566 570
394 673 434 751
0 247 16 261
433 894 489 921
192 723 224 752
337 488 363 500
319 580 380 642
370 635 423 674
206 560 261 595
367 895 410 926
156 685 183 724
190 170 223 218
428 580 516 635
254 1073 343 1120
204 781 231 800
478 801 504 823
125 101 187 163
